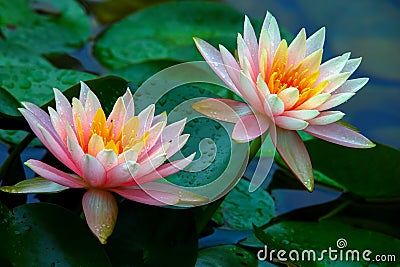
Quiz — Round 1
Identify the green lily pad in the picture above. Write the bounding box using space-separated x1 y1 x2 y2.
196 245 258 267
0 202 111 266
1 0 90 55
212 179 275 230
0 66 96 109
305 139 400 199
94 1 262 69
254 220 400 266
105 201 197 267
0 41 52 68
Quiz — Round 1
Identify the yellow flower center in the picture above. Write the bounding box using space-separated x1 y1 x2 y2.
77 108 148 156
261 40 328 108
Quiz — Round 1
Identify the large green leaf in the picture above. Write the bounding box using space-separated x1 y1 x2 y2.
0 87 21 118
254 220 400 266
1 0 90 55
0 41 52 68
94 1 262 69
196 245 258 267
305 139 400 199
212 179 275 230
0 202 111 266
105 201 197 267
0 66 96 110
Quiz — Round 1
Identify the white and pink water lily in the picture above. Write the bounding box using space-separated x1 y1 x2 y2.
192 12 375 191
2 82 207 244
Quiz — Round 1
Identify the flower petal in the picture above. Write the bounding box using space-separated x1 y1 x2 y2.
288 28 306 67
25 159 85 188
137 104 155 136
84 89 102 123
232 113 270 142
96 149 118 170
118 149 139 164
277 87 300 110
275 116 309 130
79 81 90 104
133 153 196 185
219 44 242 94
304 123 375 148
321 72 351 94
306 27 325 56
261 11 281 54
135 153 167 178
342 57 362 75
239 71 264 112
333 78 369 94
112 187 180 206
88 134 105 157
317 52 350 81
107 97 127 138
0 177 68 194
274 128 313 191
81 154 107 187
308 111 345 125
192 98 252 123
82 189 118 244
165 134 190 159
243 15 259 69
282 110 320 120
193 37 239 94
106 161 140 187
295 93 330 110
53 88 73 126
317 93 355 111
266 94 284 115
122 88 135 121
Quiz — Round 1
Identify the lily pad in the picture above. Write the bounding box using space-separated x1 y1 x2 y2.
305 139 400 199
105 201 197 267
254 220 400 266
0 66 96 109
212 179 275 230
1 0 90 55
94 1 262 69
0 202 111 266
196 245 258 267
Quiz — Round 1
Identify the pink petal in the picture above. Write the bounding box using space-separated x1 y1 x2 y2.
122 88 135 121
106 97 127 138
300 49 322 74
232 113 270 143
305 27 325 56
239 71 264 112
261 12 281 54
317 93 355 111
288 28 306 67
87 134 105 157
304 123 376 148
275 116 308 130
143 120 166 151
21 102 59 140
192 98 252 123
106 161 140 187
333 78 369 94
96 149 118 170
282 110 319 120
84 89 102 123
308 111 345 125
219 45 242 95
79 81 90 104
72 98 90 147
133 153 196 185
137 104 155 136
53 88 73 126
113 187 179 206
295 93 330 110
81 154 107 187
135 153 167 178
317 53 350 82
152 112 167 127
274 128 313 191
37 124 80 175
165 134 190 159
82 189 118 244
48 107 67 145
25 159 85 188
266 94 284 115
66 137 84 174
342 57 362 75
321 72 351 94
193 37 239 94
243 15 259 70
237 34 257 77
118 149 139 164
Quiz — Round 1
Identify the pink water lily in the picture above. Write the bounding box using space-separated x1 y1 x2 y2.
6 82 207 244
192 12 375 191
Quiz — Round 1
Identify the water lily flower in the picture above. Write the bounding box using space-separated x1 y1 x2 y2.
192 12 375 191
2 82 207 244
